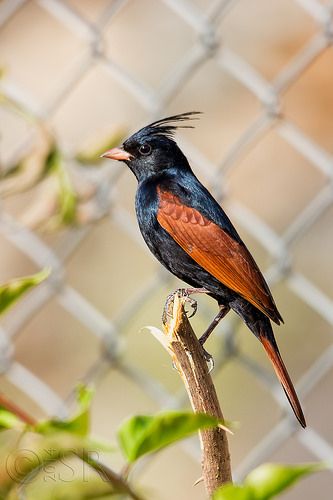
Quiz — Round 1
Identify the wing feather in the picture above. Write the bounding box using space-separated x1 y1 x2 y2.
157 188 282 323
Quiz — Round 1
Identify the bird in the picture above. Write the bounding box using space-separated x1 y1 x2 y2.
101 112 306 428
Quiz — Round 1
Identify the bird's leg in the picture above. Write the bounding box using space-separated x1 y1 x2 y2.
163 287 209 323
199 305 230 345
199 305 230 366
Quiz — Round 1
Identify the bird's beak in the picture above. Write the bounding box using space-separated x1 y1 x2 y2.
100 147 132 161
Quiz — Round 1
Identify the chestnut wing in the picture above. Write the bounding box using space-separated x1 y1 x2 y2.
157 188 281 323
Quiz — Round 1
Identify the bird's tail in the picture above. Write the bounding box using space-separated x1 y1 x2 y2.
259 330 306 428
230 299 306 427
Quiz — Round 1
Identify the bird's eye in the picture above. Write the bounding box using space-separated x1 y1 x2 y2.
139 144 152 156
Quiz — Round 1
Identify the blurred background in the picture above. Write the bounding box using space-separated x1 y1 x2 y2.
0 0 333 498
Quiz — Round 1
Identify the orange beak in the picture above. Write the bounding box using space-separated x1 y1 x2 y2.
100 147 132 161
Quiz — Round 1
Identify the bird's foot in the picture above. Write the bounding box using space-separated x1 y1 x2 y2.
172 347 214 373
199 339 215 372
201 346 214 372
162 287 209 323
182 294 198 319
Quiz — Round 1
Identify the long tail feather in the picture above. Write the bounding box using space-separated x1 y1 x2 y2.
260 335 306 428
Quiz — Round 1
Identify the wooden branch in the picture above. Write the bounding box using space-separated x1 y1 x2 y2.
155 293 232 496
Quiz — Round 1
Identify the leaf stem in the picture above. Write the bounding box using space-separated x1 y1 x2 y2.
77 451 144 500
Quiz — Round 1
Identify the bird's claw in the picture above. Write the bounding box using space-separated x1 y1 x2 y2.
177 288 199 318
201 346 215 373
162 288 200 323
183 295 198 318
163 287 214 372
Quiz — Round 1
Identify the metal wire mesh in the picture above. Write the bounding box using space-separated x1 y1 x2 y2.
1 0 333 498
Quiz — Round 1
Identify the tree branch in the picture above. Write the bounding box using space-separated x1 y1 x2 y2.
155 293 232 496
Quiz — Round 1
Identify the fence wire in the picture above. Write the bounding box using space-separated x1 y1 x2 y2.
1 0 333 498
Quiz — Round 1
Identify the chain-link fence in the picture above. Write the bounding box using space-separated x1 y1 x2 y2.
1 0 333 498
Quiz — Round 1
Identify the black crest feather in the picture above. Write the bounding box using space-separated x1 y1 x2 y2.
138 111 202 139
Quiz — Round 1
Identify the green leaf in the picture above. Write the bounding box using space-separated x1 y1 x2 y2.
3 432 131 499
213 463 326 500
34 385 114 453
44 145 61 175
0 408 24 431
57 168 76 225
76 130 126 165
46 147 77 226
0 269 50 315
53 153 77 225
77 383 94 409
7 476 118 500
246 463 324 499
36 385 93 437
118 410 228 463
83 436 115 453
213 484 250 500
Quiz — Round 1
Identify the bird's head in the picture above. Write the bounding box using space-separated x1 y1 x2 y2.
101 112 201 182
